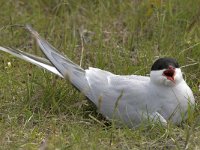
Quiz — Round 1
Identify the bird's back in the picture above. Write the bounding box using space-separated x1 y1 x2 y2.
86 67 152 126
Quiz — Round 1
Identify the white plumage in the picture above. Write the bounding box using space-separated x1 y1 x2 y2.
0 25 195 127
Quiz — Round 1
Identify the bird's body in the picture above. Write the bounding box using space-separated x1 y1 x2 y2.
0 25 195 127
85 68 194 127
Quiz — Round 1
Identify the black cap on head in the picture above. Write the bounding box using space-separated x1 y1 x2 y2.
151 57 179 71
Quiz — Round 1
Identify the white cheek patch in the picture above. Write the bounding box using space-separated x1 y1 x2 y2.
150 69 183 86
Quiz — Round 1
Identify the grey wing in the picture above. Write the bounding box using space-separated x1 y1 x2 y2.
26 25 92 98
6 25 165 126
86 67 150 105
86 68 149 115
0 46 63 77
26 25 84 77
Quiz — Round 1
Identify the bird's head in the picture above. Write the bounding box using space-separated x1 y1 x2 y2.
150 57 183 86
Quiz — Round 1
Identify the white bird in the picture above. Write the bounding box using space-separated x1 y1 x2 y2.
0 25 195 127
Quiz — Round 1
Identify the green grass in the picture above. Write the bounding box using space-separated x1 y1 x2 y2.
0 0 200 149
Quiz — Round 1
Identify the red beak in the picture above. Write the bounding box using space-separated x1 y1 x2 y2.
163 66 175 83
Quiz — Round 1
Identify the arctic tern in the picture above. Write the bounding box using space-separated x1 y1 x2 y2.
0 25 195 127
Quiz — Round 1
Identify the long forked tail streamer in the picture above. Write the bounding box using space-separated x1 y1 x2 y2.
0 46 63 77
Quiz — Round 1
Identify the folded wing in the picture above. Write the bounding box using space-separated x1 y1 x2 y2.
0 26 166 127
86 67 155 126
26 25 93 99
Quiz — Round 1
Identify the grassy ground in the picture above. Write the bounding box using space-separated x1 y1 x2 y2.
0 0 200 149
